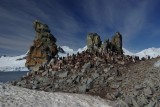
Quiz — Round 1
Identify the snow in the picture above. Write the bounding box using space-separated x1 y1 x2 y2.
77 46 87 53
123 47 160 59
0 83 114 107
58 46 77 57
135 47 160 58
58 46 87 57
0 55 28 72
122 48 134 56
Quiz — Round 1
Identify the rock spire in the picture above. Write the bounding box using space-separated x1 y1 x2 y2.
25 20 58 70
87 32 123 54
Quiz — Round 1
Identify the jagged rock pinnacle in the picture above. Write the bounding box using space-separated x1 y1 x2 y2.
25 20 58 70
87 32 123 54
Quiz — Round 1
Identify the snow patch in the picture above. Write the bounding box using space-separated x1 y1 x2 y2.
0 83 113 107
58 46 87 57
77 46 87 53
0 55 28 72
123 48 135 56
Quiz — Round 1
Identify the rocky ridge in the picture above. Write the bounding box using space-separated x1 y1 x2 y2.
13 53 160 107
12 21 160 107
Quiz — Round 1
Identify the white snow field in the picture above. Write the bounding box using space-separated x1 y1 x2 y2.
0 55 28 72
135 47 160 58
0 83 114 107
123 47 160 59
1 46 160 72
58 46 87 57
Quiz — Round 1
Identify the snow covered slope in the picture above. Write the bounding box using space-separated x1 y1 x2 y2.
0 55 28 72
123 48 134 56
1 46 160 72
124 47 160 59
58 46 87 57
135 47 160 58
58 46 77 57
0 83 114 107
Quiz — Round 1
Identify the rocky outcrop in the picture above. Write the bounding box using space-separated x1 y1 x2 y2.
87 32 123 54
13 48 160 107
12 24 160 107
25 20 58 70
14 47 139 94
111 32 123 54
102 32 123 54
86 33 102 50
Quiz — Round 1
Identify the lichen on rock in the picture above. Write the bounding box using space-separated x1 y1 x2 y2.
25 20 58 70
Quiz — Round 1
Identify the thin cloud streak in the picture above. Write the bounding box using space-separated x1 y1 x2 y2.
0 0 160 55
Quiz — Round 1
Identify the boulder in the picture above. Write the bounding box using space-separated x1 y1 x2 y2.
25 20 58 70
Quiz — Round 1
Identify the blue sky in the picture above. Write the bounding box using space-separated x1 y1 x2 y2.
0 0 160 55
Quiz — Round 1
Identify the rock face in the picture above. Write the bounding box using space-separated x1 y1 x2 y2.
87 32 123 54
86 33 102 50
111 32 123 54
25 20 58 70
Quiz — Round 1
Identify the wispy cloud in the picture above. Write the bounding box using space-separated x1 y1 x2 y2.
77 0 159 50
0 0 159 55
